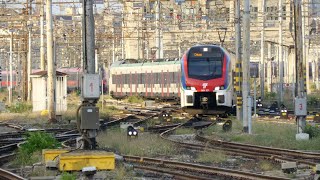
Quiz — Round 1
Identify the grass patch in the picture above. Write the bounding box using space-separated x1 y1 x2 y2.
196 150 227 164
61 172 77 180
125 96 144 104
14 132 60 166
7 102 32 113
113 164 134 180
97 128 178 157
258 160 278 171
175 127 195 135
203 120 320 151
99 105 121 118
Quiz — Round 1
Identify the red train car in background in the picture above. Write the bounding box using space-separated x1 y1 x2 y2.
0 67 107 94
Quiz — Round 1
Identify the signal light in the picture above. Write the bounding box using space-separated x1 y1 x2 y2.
127 126 138 138
0 66 2 81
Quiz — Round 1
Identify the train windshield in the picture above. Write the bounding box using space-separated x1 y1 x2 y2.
187 47 223 80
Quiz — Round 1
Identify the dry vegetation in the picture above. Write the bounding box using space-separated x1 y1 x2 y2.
97 128 179 157
203 119 320 151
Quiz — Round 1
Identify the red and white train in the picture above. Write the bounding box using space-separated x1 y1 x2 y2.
109 45 234 115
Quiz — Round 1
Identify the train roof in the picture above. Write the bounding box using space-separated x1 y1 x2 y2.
111 59 180 68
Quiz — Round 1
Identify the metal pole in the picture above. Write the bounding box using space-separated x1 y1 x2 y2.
9 31 13 105
137 20 140 59
260 0 265 99
121 11 125 60
112 28 115 63
254 77 256 116
156 0 161 59
235 0 243 122
279 0 284 103
46 0 56 122
294 0 306 133
242 0 251 133
27 29 32 101
40 0 45 70
85 0 95 74
267 43 272 92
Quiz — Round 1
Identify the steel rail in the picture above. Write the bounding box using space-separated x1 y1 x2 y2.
0 168 25 180
124 155 289 180
196 134 320 161
134 165 212 180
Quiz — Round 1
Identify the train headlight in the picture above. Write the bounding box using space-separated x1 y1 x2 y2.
214 86 225 90
186 86 196 91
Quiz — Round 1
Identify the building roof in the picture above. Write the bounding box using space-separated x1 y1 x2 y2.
31 70 68 77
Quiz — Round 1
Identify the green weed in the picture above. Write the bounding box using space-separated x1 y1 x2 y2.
126 96 144 104
97 129 178 157
196 150 227 164
7 102 32 113
61 172 77 180
15 132 60 166
175 127 195 135
203 120 320 151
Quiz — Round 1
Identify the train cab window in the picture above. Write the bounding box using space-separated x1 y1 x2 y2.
188 46 223 80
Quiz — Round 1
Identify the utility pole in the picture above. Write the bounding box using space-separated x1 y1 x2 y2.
40 0 45 70
260 0 265 99
9 31 13 105
294 0 307 135
242 0 251 133
279 0 284 104
112 28 115 63
235 0 243 122
27 26 32 101
46 0 56 123
121 11 125 60
155 0 161 59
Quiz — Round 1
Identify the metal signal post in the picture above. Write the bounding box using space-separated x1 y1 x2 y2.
76 0 100 149
294 0 307 137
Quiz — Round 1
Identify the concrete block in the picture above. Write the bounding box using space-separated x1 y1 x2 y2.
45 160 58 168
59 151 115 171
82 166 97 176
281 162 297 174
120 122 134 130
316 164 320 174
145 100 155 107
295 133 310 141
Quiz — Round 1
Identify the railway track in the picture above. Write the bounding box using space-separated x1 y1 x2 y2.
195 133 320 166
124 155 289 180
0 168 25 180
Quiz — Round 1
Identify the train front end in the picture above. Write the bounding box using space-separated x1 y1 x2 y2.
180 45 233 115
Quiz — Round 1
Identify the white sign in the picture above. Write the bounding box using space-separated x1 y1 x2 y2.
82 74 100 99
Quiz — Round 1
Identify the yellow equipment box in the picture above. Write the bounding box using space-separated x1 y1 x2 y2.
59 151 115 171
42 149 70 163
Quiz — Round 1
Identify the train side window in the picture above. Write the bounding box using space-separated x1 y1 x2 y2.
125 74 129 84
141 73 145 84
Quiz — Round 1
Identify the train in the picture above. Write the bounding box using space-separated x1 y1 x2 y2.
109 45 234 115
0 67 107 93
